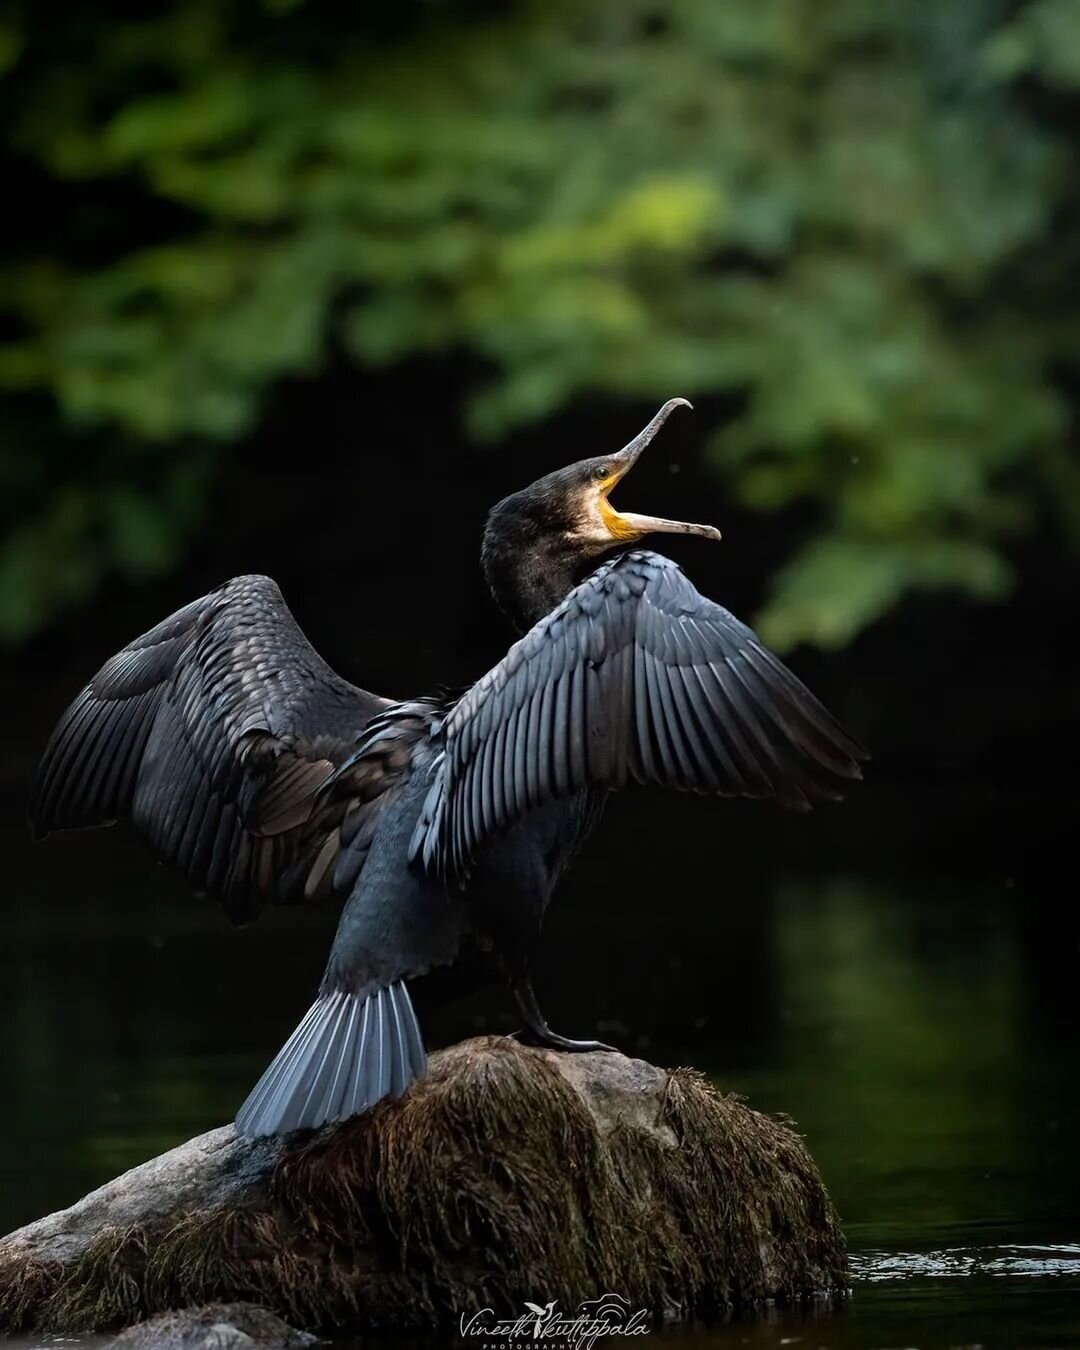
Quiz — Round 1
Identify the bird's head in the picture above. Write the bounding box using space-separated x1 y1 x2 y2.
491 398 722 559
483 398 721 630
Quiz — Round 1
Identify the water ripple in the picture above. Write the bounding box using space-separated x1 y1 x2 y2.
852 1243 1080 1282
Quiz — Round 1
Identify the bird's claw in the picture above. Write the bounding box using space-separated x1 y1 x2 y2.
511 1026 618 1054
510 977 619 1054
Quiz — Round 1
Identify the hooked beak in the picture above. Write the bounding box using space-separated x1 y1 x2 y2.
601 398 722 543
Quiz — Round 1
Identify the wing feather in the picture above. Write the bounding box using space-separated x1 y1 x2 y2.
30 574 403 922
568 659 587 787
632 638 659 784
536 673 557 800
668 664 719 791
414 550 867 878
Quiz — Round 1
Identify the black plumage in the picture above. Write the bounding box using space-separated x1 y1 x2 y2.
30 576 394 922
29 398 867 1137
413 551 864 879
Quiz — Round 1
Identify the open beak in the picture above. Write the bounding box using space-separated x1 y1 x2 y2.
601 398 723 543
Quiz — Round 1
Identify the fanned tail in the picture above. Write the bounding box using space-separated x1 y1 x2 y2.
235 981 426 1137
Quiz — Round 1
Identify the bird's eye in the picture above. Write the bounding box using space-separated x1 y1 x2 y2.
593 465 611 483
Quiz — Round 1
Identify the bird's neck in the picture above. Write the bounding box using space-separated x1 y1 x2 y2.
481 512 585 633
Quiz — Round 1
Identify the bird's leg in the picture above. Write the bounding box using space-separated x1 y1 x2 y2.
511 976 616 1053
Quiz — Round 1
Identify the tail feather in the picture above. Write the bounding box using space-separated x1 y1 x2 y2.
393 983 428 1084
236 998 326 1131
235 981 426 1137
386 986 410 1096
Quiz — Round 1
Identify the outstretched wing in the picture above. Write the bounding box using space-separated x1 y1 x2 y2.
29 574 405 923
413 550 867 878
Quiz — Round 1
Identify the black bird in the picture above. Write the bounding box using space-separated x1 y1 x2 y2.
29 399 866 1136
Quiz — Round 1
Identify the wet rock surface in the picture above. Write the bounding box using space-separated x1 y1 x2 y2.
109 1302 317 1350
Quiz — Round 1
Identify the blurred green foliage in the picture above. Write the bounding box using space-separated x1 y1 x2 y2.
2 0 1079 645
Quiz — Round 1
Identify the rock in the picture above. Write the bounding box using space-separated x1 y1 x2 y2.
0 1037 847 1336
109 1302 317 1350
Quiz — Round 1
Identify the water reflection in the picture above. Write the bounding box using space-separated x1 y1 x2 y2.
724 874 1077 1244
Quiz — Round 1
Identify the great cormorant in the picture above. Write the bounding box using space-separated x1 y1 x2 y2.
29 399 866 1136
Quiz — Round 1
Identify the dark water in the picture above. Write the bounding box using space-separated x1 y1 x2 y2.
2 801 1078 1350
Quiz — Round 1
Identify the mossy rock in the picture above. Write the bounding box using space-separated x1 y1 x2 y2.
0 1038 847 1336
